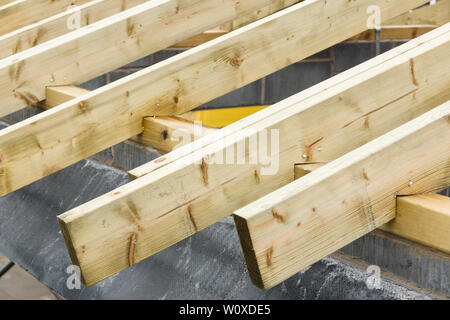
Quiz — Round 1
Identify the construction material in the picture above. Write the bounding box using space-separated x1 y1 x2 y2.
234 102 450 289
0 0 278 117
0 0 92 35
0 0 430 197
0 0 149 59
133 117 217 153
57 25 450 286
381 194 450 254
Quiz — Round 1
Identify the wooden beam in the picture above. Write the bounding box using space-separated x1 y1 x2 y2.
385 0 449 26
0 1 302 60
0 0 278 117
381 194 450 254
0 0 150 59
293 160 449 254
234 102 450 290
57 25 450 286
45 86 90 109
0 0 92 35
45 86 216 153
0 0 428 195
133 117 217 153
129 24 450 181
174 1 450 48
294 163 326 179
173 0 302 47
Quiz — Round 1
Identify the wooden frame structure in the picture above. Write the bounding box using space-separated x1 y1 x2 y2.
0 0 448 289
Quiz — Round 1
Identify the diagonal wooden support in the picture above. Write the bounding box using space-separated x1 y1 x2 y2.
234 101 450 290
0 1 302 60
57 26 450 286
0 0 429 196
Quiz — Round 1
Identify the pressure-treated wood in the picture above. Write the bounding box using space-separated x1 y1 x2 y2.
0 0 279 117
348 26 436 41
381 194 450 253
385 0 449 26
0 0 428 196
57 26 450 286
293 160 450 254
133 117 217 153
174 0 302 48
0 0 149 59
45 86 90 109
294 163 325 179
46 86 216 153
234 102 450 289
0 0 302 59
175 1 450 48
129 24 450 180
0 0 92 35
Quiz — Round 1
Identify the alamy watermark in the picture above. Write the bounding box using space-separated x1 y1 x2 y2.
366 265 381 290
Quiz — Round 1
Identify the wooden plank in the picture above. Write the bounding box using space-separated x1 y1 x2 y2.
46 86 216 153
0 0 276 117
0 0 428 195
234 102 450 289
47 85 269 127
294 163 325 179
129 24 450 180
0 0 92 35
182 106 270 128
348 26 436 41
45 86 90 108
57 25 450 286
0 0 150 59
385 0 449 26
292 159 450 254
173 26 438 48
174 1 450 48
133 117 217 153
0 0 301 59
381 194 450 253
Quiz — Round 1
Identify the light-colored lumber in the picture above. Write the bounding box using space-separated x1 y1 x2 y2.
293 162 450 254
0 0 302 59
234 102 450 289
175 1 450 48
0 0 92 35
0 0 276 117
130 24 450 180
0 0 428 196
133 117 217 153
348 26 436 41
381 194 450 253
0 0 149 59
178 106 270 128
294 163 326 180
45 86 90 108
385 0 449 26
57 25 450 286
46 86 215 153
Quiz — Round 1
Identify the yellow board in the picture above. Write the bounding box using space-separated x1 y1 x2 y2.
188 105 270 128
